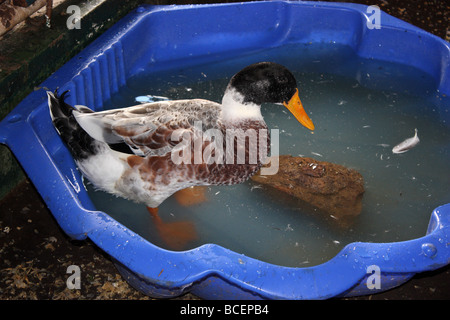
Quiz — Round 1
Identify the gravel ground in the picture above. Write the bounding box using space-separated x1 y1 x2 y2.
1 0 449 300
0 180 153 300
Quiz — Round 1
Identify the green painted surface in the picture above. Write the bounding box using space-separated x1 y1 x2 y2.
0 0 147 199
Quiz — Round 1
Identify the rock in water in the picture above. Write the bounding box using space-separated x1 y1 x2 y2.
251 155 365 225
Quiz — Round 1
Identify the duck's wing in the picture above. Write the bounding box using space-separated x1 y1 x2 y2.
73 99 222 157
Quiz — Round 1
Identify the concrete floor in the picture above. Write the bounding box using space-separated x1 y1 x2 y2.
0 0 449 300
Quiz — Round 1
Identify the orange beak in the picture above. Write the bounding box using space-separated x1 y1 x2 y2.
283 89 315 131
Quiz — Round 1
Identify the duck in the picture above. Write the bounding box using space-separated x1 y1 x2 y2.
47 62 314 249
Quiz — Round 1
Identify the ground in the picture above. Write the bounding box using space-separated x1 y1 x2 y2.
0 179 201 300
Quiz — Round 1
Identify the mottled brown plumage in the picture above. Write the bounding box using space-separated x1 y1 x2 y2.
47 62 313 210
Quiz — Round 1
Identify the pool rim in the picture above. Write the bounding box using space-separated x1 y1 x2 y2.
0 1 449 299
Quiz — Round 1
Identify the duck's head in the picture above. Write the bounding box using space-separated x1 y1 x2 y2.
221 62 314 131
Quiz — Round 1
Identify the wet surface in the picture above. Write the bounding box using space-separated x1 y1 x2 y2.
0 0 449 300
332 0 449 40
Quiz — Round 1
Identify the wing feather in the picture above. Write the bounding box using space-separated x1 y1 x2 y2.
73 99 221 157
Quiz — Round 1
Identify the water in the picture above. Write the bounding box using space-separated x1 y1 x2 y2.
88 43 450 267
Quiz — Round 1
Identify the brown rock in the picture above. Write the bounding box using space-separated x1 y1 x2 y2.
251 155 365 227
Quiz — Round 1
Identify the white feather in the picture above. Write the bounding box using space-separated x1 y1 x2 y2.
221 87 263 123
73 110 123 144
392 129 420 154
76 142 127 195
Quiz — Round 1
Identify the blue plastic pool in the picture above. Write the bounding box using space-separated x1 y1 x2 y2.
1 2 449 299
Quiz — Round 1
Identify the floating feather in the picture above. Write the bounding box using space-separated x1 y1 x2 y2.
392 128 419 154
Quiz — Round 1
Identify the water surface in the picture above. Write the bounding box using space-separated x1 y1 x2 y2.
88 43 450 267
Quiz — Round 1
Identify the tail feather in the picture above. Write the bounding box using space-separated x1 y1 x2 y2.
47 90 96 160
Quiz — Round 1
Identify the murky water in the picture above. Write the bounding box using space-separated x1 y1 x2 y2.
87 43 450 267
